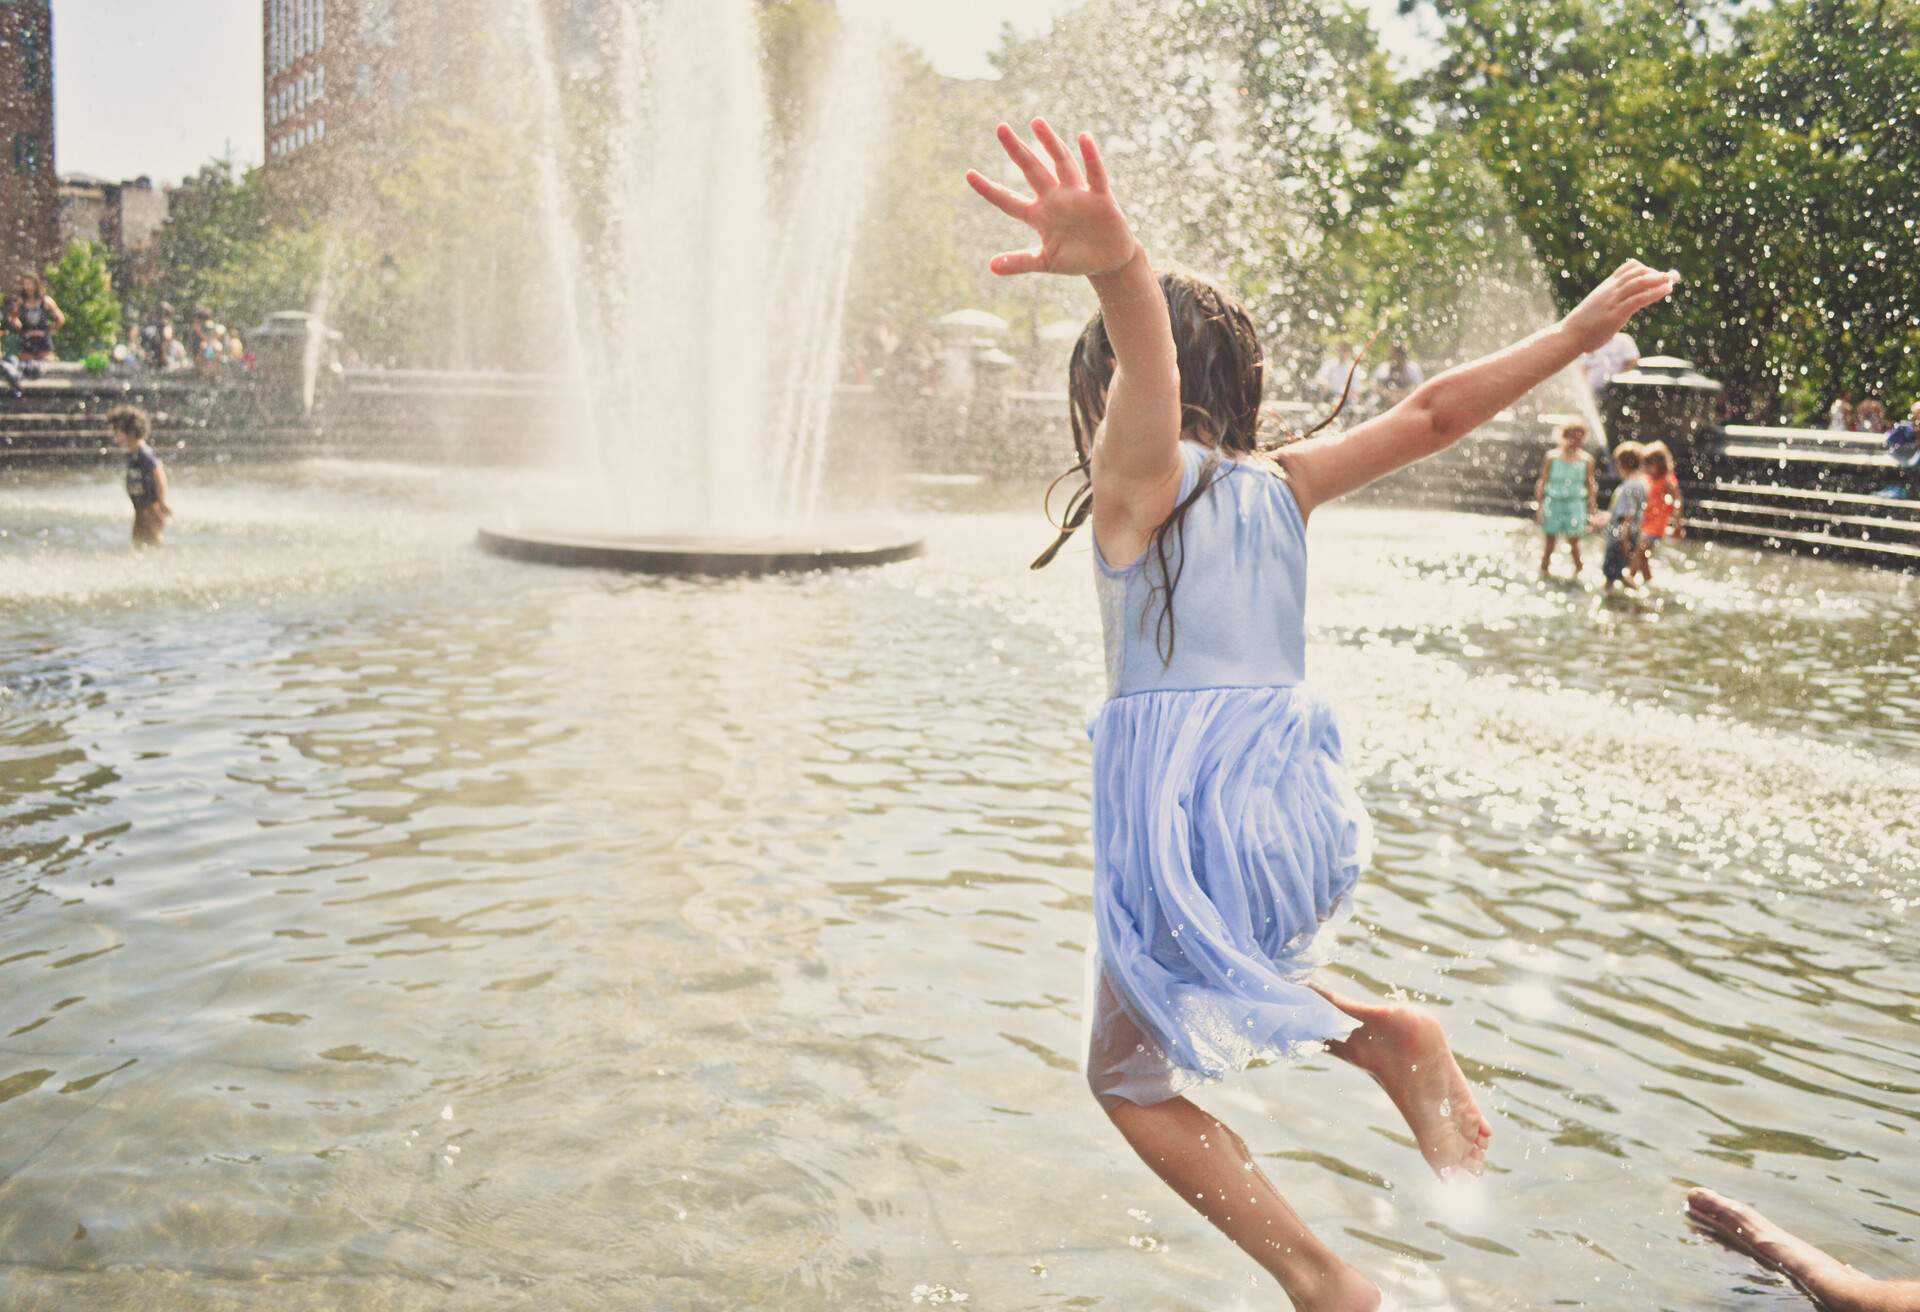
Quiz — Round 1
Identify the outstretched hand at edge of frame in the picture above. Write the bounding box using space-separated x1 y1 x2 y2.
965 120 1140 280
1561 260 1681 355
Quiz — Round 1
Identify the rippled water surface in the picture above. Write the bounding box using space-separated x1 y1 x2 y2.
2 461 1917 1310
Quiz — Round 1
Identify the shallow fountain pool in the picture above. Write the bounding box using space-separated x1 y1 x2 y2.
2 461 1917 1310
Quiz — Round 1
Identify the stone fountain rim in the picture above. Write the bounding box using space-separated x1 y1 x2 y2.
475 524 924 576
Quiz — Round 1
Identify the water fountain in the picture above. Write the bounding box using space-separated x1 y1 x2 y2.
476 0 922 576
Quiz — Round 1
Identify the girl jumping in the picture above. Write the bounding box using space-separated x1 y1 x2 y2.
968 119 1678 1309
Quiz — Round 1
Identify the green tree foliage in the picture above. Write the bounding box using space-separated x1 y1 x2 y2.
45 241 122 359
142 161 276 323
359 109 548 368
842 46 974 354
760 0 840 152
984 0 1404 387
1406 0 1920 418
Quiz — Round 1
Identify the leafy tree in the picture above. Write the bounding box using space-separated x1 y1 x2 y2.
841 46 975 350
141 160 276 323
760 0 840 152
45 241 123 359
1402 0 1920 418
983 0 1407 389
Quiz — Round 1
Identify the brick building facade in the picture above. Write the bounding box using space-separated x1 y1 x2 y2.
0 0 58 282
260 0 608 210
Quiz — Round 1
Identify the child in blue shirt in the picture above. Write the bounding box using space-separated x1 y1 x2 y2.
1598 441 1647 589
107 405 172 546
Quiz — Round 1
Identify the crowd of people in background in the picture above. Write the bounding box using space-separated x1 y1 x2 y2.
1309 337 1428 412
117 301 253 379
0 277 253 389
1829 390 1920 498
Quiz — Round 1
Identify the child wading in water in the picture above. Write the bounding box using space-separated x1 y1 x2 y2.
968 119 1678 1308
1631 440 1683 583
1534 421 1598 576
1599 442 1648 591
106 405 172 547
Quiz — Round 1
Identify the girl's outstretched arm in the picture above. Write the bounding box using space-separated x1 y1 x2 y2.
1532 453 1551 522
967 122 1181 524
1280 262 1680 517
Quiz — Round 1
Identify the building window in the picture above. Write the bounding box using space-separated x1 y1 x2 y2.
13 133 40 173
21 26 43 90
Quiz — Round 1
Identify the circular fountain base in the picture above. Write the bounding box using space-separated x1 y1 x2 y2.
476 524 923 576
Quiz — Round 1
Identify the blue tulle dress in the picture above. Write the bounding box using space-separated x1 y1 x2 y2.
1082 440 1372 1106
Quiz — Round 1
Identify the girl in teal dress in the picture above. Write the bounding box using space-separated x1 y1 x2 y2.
1535 421 1598 575
969 117 1678 1308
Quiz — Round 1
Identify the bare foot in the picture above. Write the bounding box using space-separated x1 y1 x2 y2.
1686 1188 1881 1308
1329 1004 1491 1179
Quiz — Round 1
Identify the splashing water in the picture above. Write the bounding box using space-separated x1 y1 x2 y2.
505 0 893 535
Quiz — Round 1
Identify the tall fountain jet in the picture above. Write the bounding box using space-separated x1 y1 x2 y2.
483 0 919 573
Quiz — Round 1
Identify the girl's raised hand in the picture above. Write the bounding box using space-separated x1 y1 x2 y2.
1561 260 1681 353
966 120 1138 279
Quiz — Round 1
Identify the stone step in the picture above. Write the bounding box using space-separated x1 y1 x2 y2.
1694 497 1920 541
1687 515 1920 564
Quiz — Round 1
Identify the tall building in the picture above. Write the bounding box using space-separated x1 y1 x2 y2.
0 0 58 282
260 0 609 208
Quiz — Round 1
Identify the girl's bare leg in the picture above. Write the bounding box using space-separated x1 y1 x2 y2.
1315 986 1491 1178
1103 1096 1381 1311
1539 537 1555 573
1088 976 1378 1309
1570 539 1583 572
1687 1189 1920 1312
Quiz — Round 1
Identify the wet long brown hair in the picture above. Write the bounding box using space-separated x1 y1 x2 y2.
1034 269 1359 663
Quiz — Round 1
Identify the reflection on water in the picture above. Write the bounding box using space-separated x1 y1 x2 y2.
2 463 1916 1309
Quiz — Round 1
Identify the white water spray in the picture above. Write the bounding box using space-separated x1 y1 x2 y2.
508 0 892 535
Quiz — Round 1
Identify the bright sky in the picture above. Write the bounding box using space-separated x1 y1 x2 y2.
52 0 1435 184
53 0 265 185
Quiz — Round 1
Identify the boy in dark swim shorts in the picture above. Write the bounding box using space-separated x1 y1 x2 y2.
106 405 172 546
1598 441 1646 589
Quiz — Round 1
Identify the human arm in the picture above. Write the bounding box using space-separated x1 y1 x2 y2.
1586 455 1598 517
1277 262 1679 517
44 297 64 332
1532 454 1551 521
152 462 172 520
967 120 1181 548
